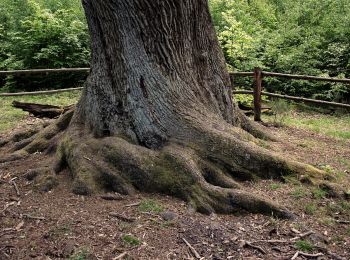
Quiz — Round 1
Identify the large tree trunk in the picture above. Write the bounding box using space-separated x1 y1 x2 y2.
77 0 239 145
1 0 339 218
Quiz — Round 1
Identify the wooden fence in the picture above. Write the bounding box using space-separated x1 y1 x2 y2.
1 67 350 121
231 68 350 121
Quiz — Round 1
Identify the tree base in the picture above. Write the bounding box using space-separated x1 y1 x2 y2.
1 109 347 219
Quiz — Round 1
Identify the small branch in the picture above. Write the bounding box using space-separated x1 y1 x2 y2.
140 212 163 221
9 178 20 196
335 220 350 224
109 213 135 223
291 251 323 260
245 241 266 254
124 202 140 207
113 252 128 260
100 193 124 201
290 231 314 241
83 156 92 161
23 214 45 220
182 238 201 259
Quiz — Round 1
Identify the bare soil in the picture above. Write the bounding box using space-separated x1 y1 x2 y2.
1 116 349 260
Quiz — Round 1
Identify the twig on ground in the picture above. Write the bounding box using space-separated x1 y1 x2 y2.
100 193 124 201
9 178 20 196
182 238 202 259
291 251 323 260
241 240 266 254
113 252 128 260
316 246 347 260
140 212 163 221
335 220 350 224
83 156 91 161
0 228 16 237
109 212 136 223
1 202 15 214
23 214 45 220
291 228 301 234
125 202 140 207
290 230 314 241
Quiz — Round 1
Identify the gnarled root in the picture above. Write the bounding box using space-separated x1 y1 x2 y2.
51 118 335 219
2 110 346 218
0 110 74 163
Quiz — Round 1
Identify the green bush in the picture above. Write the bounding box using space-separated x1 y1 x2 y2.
0 0 89 91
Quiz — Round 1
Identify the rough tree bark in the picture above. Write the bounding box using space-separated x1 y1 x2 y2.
1 0 344 218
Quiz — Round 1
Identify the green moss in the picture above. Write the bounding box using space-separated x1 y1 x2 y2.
295 240 314 252
138 199 164 213
270 183 281 190
146 153 196 198
291 187 307 199
121 234 140 246
311 187 328 199
304 203 317 215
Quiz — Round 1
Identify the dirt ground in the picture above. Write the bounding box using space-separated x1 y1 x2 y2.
0 116 349 260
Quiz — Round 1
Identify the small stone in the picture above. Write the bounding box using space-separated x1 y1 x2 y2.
161 211 178 221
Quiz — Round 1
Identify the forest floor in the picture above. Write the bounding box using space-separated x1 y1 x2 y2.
0 100 350 259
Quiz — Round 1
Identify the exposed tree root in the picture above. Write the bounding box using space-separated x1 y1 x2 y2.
1 109 348 219
0 110 74 163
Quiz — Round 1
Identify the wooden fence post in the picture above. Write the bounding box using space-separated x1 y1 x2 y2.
253 67 263 121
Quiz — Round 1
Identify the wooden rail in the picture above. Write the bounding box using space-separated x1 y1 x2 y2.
231 68 350 121
233 90 350 109
0 68 90 76
0 87 83 97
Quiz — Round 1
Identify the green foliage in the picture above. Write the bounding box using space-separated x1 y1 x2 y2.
291 187 307 199
311 188 328 199
121 234 141 246
295 240 314 252
0 0 89 91
269 183 281 190
304 203 317 215
70 249 90 260
138 199 164 213
209 0 350 102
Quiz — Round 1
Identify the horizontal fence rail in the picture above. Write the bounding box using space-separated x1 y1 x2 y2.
0 68 90 76
232 90 350 109
231 68 350 121
0 87 84 97
231 71 350 85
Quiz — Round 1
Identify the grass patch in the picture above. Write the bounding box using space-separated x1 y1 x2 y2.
304 203 317 215
311 187 328 199
263 104 350 140
121 234 141 246
138 199 164 213
270 183 281 190
70 248 90 260
291 187 307 199
295 240 314 252
0 90 81 133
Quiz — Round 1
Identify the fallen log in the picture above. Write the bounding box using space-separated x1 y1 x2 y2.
12 101 74 118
